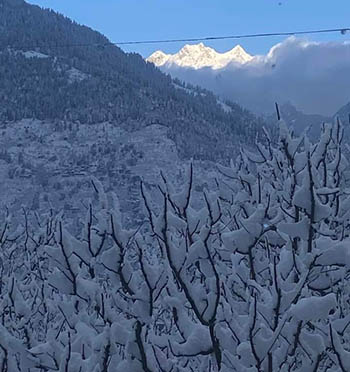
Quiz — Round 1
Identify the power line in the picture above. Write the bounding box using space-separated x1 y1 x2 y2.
5 27 350 49
115 27 350 46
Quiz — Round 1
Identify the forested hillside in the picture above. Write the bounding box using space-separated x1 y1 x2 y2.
0 0 265 162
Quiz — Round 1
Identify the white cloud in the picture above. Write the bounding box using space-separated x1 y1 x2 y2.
159 37 350 116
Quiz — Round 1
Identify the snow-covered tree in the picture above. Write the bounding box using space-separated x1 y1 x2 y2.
1 120 350 371
140 119 350 371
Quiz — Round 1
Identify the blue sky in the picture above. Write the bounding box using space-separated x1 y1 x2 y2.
27 0 350 57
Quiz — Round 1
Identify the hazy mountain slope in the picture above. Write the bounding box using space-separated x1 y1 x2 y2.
335 102 350 124
0 0 265 162
265 103 330 139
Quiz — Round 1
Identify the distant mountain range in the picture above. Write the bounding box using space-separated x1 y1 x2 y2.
147 39 350 118
147 43 253 70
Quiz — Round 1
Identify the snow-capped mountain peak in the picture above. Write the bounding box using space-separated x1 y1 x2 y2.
147 43 253 70
224 45 252 63
178 42 212 55
146 50 170 66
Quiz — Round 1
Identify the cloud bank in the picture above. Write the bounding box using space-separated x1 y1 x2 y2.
160 37 350 116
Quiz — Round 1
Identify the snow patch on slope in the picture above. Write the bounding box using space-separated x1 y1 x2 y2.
217 99 232 113
22 50 49 59
67 67 88 83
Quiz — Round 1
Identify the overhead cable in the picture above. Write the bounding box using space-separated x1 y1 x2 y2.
5 27 350 49
115 27 350 46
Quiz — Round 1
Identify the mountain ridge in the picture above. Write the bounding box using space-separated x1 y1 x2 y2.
147 42 253 70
